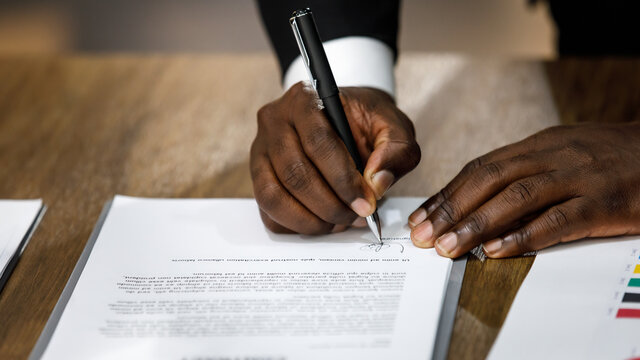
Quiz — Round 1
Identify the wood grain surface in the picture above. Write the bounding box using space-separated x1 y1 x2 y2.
0 55 637 359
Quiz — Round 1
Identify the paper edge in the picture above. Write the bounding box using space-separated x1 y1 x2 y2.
29 196 463 359
486 254 538 359
432 255 467 360
0 201 46 292
29 200 113 360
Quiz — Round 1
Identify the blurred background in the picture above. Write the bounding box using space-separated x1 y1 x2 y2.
0 0 555 57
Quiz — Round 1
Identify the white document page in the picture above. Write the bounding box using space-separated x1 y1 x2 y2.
40 196 452 360
489 237 640 360
0 199 42 277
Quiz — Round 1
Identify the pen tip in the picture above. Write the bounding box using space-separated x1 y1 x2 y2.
366 211 383 244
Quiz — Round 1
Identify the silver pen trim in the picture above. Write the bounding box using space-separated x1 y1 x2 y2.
290 18 316 90
366 211 382 244
291 10 382 243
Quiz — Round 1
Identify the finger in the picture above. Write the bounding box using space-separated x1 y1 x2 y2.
293 99 376 218
409 158 487 228
427 172 571 257
352 217 367 228
251 153 333 235
482 197 595 258
260 209 349 234
408 137 545 228
267 129 357 225
332 224 350 233
363 117 421 199
411 152 553 246
259 209 294 234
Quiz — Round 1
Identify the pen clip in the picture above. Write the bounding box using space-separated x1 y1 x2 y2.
290 18 317 90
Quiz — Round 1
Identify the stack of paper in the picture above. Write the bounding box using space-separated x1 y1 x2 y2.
32 196 459 360
0 199 44 291
489 237 640 360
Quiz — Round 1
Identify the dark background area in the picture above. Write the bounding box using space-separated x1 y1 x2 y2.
0 0 554 56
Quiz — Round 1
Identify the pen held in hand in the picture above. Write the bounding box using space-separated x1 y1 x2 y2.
289 8 382 243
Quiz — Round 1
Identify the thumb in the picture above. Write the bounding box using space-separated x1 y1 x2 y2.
364 135 421 200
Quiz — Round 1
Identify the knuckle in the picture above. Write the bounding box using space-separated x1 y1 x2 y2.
478 162 504 183
436 200 463 225
268 137 289 157
510 228 533 253
544 207 571 233
439 187 455 202
288 82 318 109
501 173 556 207
507 153 533 168
285 81 306 98
463 212 488 235
255 182 284 213
466 162 505 194
461 157 485 175
282 161 312 192
290 81 307 94
424 190 446 214
304 126 339 158
404 141 422 169
256 104 275 127
537 171 555 185
510 153 530 163
505 179 536 204
335 170 360 187
331 170 362 196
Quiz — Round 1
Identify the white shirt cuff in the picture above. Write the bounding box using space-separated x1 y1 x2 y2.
283 36 396 98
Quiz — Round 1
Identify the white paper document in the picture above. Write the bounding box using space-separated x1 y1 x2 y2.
37 196 452 360
0 199 42 287
489 237 640 360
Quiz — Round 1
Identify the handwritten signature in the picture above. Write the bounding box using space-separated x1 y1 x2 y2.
360 242 405 253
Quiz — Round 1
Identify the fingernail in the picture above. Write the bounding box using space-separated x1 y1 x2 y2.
483 239 502 254
411 220 433 247
436 232 458 254
408 208 427 228
371 170 394 200
350 198 373 217
352 217 367 228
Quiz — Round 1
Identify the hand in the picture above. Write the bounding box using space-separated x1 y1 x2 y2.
251 82 420 234
408 122 640 258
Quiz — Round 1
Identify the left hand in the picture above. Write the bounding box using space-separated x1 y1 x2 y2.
408 122 640 258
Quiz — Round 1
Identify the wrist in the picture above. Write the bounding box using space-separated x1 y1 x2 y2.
283 36 396 99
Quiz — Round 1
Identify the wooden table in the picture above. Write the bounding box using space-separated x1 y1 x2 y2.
0 55 638 359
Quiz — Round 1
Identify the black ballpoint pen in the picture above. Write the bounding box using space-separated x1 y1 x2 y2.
289 8 383 244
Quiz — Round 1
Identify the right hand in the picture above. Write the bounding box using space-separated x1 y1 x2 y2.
251 82 420 234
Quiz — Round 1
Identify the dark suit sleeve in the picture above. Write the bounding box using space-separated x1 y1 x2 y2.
256 0 400 78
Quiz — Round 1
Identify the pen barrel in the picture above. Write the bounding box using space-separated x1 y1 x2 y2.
291 9 364 174
322 94 365 174
293 11 338 98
